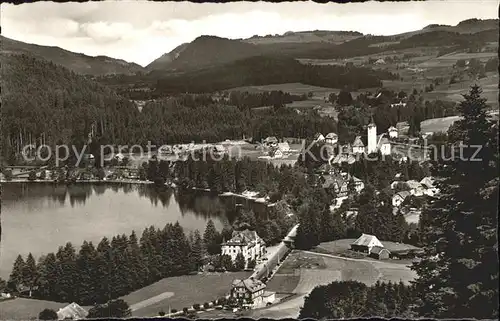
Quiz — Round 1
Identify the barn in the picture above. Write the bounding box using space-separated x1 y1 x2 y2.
350 233 384 253
369 246 391 260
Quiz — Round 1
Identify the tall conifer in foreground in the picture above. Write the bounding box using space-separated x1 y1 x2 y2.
411 85 498 318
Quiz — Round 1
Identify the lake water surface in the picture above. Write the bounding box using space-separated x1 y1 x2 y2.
0 183 229 279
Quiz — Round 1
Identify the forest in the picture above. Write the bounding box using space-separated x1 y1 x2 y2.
299 280 416 318
0 53 337 162
155 55 398 93
298 86 499 319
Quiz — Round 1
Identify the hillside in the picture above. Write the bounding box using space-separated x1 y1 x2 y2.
0 36 145 76
154 55 397 93
244 30 363 44
146 18 498 72
145 42 190 72
0 53 142 161
145 36 263 72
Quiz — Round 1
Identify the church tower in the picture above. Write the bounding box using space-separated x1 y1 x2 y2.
367 120 377 154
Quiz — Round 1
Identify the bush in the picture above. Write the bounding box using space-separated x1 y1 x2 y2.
183 307 189 314
171 309 178 313
28 171 37 181
203 302 210 309
3 169 13 181
158 311 166 316
217 297 227 305
193 303 201 310
38 309 58 320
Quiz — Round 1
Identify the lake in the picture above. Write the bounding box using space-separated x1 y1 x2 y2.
0 183 230 279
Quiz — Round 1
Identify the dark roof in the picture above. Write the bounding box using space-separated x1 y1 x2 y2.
232 278 266 293
224 229 262 246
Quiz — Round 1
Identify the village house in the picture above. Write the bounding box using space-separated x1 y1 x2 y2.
325 132 338 145
388 126 398 138
221 230 266 267
350 234 384 253
322 172 364 210
158 145 173 155
390 101 407 108
277 142 290 153
406 180 425 196
420 177 439 196
330 152 356 165
352 136 365 154
230 278 275 308
56 302 88 320
212 144 227 155
314 133 325 142
263 136 278 147
268 147 283 159
378 136 391 155
392 190 412 207
369 246 391 260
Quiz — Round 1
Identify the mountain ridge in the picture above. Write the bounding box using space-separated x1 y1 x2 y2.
0 36 145 76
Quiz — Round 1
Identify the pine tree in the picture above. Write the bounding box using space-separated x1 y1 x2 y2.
190 230 205 270
22 253 38 297
9 255 25 291
203 219 220 255
76 241 98 304
234 252 246 271
411 85 499 318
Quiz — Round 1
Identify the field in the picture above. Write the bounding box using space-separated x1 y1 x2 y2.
229 82 335 98
0 298 91 320
317 239 421 255
120 271 251 317
250 249 416 319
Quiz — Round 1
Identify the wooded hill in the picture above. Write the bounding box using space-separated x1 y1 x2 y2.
0 53 337 162
154 55 398 93
1 36 144 76
0 53 142 162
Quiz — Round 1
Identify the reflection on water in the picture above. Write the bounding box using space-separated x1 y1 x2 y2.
0 183 228 279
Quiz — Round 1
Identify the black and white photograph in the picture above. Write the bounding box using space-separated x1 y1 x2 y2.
0 0 498 319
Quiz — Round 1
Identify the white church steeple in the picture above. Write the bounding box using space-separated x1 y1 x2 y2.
367 118 377 154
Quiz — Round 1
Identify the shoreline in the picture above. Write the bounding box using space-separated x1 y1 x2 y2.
0 179 158 185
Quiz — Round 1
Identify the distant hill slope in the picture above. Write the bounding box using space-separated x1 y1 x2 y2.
1 53 141 160
145 36 264 72
0 36 145 76
154 55 397 93
146 18 499 72
146 42 190 72
243 30 363 44
397 18 499 38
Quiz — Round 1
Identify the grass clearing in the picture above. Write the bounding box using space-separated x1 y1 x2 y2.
229 82 335 97
0 298 91 320
318 239 421 255
120 271 251 317
250 250 416 319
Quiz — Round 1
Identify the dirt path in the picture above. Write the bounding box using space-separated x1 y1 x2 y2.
129 291 175 312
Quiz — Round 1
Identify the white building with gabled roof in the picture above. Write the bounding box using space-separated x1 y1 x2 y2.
388 126 398 138
222 230 266 267
350 233 384 253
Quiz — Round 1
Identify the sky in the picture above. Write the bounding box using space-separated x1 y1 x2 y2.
1 0 498 67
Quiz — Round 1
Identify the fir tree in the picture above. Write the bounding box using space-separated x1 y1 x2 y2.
190 230 205 271
22 253 38 297
9 255 25 290
203 219 220 255
234 252 246 271
411 85 499 318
